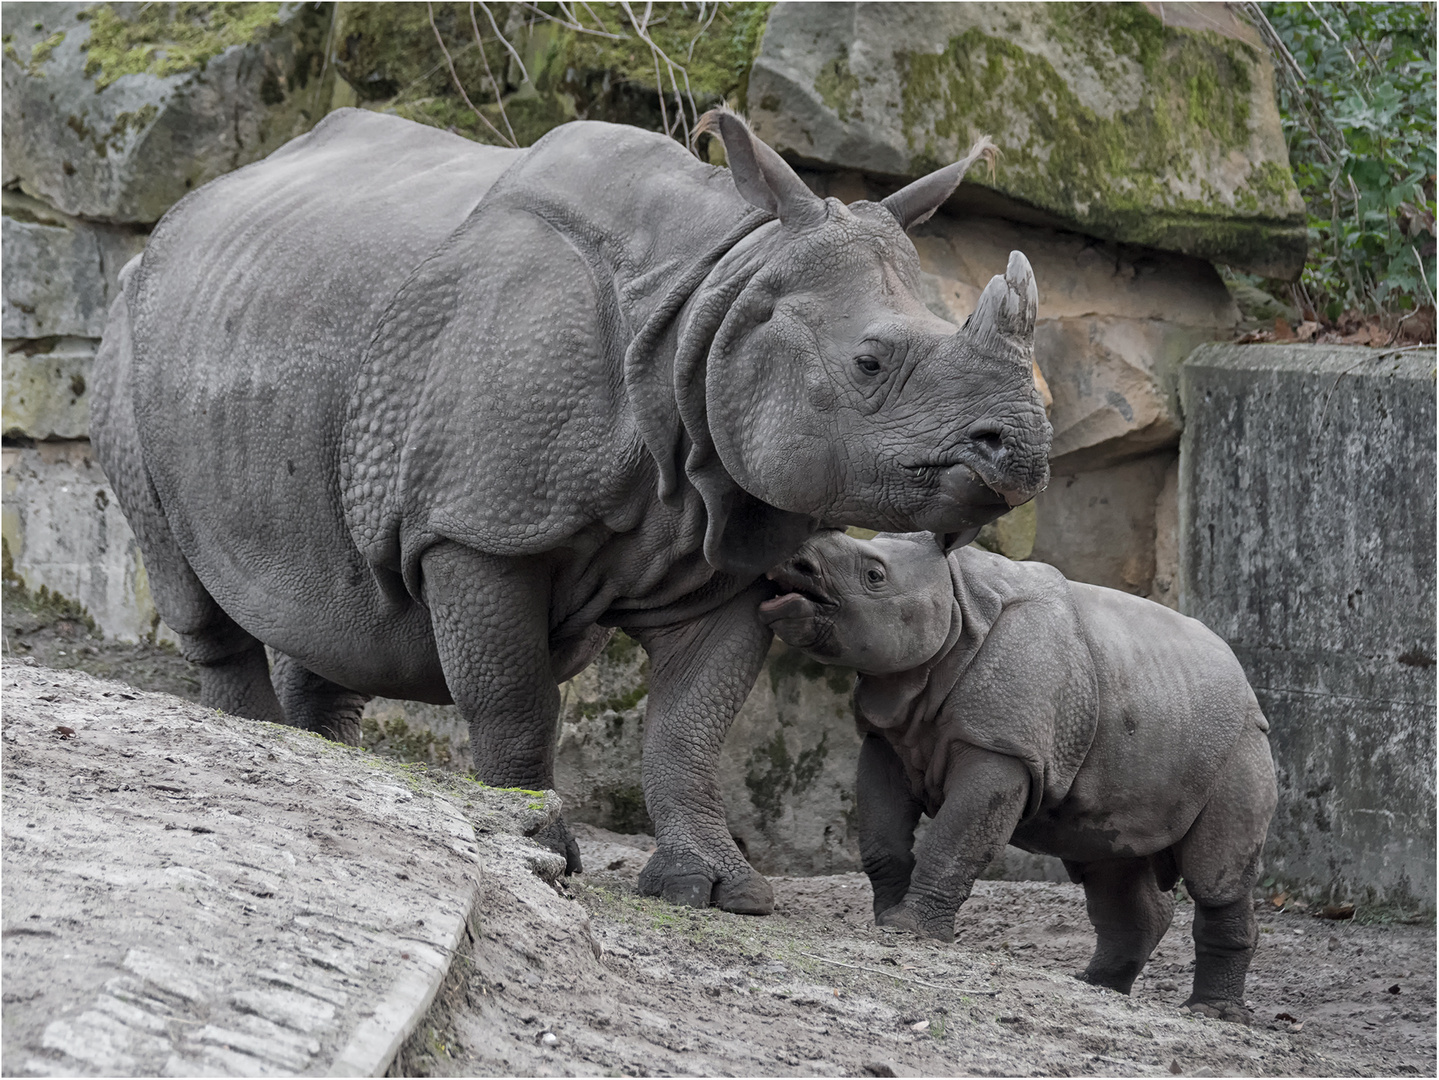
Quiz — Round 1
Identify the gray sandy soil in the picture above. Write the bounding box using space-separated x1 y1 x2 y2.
399 827 1434 1078
4 598 1433 1077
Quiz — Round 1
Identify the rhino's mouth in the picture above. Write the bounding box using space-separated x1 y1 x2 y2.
758 567 836 648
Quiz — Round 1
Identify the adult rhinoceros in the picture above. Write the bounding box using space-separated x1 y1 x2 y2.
91 107 1051 914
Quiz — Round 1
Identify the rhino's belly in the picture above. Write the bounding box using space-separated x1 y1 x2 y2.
1009 586 1255 863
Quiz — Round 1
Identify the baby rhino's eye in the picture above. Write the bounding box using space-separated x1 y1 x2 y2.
865 567 885 585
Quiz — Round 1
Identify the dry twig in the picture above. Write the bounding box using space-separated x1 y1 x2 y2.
428 1 516 146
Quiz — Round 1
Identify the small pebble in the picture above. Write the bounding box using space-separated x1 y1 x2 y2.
541 1032 558 1047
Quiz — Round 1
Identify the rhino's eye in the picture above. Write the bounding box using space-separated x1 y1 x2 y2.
865 567 885 585
855 356 882 375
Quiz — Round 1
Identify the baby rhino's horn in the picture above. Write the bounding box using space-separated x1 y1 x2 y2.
966 250 1038 361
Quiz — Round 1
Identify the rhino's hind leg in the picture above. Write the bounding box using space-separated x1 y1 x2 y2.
271 653 371 745
179 613 287 725
91 282 283 725
1075 856 1175 994
1174 722 1277 1024
421 541 580 875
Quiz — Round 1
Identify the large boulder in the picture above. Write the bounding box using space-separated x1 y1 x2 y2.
749 1 1306 277
2 1 335 223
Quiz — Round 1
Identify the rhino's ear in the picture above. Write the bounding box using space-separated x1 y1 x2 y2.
966 250 1038 358
882 135 996 231
696 108 826 229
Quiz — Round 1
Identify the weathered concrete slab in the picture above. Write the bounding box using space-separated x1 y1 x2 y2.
1180 343 1436 905
748 1 1305 276
1 659 576 1077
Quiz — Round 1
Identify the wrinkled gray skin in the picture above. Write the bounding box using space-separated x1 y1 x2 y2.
761 531 1277 1020
90 107 1052 915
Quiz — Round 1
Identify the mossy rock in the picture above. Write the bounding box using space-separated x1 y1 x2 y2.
2 1 337 222
329 1 772 146
748 1 1306 278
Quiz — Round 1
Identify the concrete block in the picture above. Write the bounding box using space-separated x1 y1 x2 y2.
1180 343 1436 905
3 337 96 439
1031 451 1177 596
1 440 166 642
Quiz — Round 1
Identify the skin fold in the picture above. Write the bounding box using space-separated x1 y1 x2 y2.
90 107 1052 914
761 530 1277 1020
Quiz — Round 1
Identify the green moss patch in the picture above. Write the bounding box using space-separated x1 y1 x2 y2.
895 6 1303 270
81 2 283 90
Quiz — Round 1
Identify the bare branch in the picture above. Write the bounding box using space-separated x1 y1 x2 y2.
516 0 628 39
470 2 517 146
427 0 516 147
478 0 528 85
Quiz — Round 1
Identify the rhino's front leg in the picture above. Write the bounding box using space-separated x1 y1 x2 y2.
422 541 580 873
857 734 924 917
630 583 775 914
878 745 1029 941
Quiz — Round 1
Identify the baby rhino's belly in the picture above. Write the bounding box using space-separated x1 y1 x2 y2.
1009 582 1254 864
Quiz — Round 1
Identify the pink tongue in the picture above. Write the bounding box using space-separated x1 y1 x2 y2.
759 592 803 614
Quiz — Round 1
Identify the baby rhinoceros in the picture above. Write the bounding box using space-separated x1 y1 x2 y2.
759 530 1277 1022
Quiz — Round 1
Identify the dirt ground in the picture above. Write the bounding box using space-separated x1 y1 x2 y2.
394 825 1434 1078
6 597 1434 1077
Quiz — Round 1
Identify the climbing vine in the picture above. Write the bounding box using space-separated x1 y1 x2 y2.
1249 2 1436 326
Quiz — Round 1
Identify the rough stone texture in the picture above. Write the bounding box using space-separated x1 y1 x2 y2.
1 192 147 338
749 1 1306 276
1 441 164 643
0 659 583 1077
1 2 334 224
1030 451 1177 598
3 338 97 440
1180 344 1436 905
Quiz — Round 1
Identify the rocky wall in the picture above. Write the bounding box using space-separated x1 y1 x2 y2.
1180 344 1437 906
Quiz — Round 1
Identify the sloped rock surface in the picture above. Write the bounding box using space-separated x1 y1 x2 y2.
1 659 583 1077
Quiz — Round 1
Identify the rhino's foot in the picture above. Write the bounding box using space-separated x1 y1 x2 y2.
533 817 583 876
875 901 954 942
637 850 773 914
1183 997 1252 1025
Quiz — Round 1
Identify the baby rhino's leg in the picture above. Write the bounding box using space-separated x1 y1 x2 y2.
1175 723 1277 1024
878 745 1029 942
1075 857 1175 994
856 734 924 917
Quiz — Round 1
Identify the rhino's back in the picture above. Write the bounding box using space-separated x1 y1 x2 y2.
128 109 522 672
1017 584 1261 861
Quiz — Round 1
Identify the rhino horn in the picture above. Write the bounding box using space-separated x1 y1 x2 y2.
696 107 826 229
966 250 1038 360
881 135 996 231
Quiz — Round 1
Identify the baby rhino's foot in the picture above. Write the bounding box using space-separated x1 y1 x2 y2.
1184 997 1252 1025
875 901 954 943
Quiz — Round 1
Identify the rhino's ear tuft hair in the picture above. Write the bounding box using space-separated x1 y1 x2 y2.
881 135 996 231
966 250 1038 359
696 106 826 230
